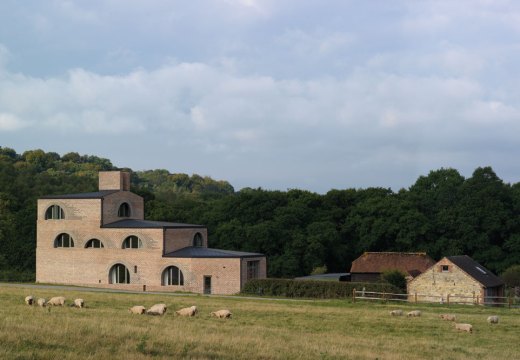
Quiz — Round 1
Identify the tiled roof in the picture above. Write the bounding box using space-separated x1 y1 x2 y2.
350 252 436 277
163 246 264 259
102 219 205 229
40 190 119 199
447 255 504 288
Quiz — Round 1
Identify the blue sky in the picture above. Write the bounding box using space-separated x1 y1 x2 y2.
1 0 520 192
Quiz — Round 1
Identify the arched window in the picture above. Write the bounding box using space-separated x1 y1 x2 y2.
109 264 130 284
45 205 64 220
162 266 184 286
193 232 203 247
118 203 131 217
54 233 74 248
122 235 142 249
85 239 104 248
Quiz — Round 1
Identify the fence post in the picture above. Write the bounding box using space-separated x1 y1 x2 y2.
509 295 512 309
476 295 479 305
447 294 450 306
352 288 356 303
415 292 417 303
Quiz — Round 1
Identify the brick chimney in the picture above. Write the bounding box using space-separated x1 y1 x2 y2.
98 171 130 191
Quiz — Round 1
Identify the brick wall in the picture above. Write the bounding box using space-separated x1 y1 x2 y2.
101 192 144 225
99 171 130 191
408 258 484 303
164 228 207 254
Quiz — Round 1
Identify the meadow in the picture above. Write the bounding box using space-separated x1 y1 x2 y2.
0 285 519 360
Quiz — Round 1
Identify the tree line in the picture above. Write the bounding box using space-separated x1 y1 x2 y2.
1 147 519 281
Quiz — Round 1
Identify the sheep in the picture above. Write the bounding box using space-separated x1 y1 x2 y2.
455 323 473 333
129 305 146 315
37 298 46 307
210 309 232 319
487 315 499 324
146 303 167 316
73 299 85 308
439 314 456 321
46 296 66 306
407 310 421 317
175 305 197 317
390 310 403 316
25 296 34 306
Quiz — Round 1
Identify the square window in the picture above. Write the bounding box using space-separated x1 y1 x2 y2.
441 265 449 272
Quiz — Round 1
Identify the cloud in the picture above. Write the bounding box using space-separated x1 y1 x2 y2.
0 113 27 131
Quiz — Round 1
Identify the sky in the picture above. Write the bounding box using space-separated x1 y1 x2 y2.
1 0 520 193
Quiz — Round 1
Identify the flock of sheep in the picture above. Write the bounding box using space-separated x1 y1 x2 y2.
24 295 232 319
389 308 500 333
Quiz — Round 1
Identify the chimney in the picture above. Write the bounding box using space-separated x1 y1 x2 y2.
99 171 130 191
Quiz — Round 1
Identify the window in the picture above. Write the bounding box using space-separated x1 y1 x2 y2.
247 260 259 280
109 264 130 284
118 202 131 217
193 232 203 247
45 205 64 220
122 236 142 249
161 266 184 286
85 239 104 248
441 265 449 272
54 233 74 248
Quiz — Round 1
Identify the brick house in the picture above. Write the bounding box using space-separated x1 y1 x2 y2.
350 252 435 282
36 171 266 295
407 255 505 304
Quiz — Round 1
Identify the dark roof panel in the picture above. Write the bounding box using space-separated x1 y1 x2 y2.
102 219 205 229
447 255 504 288
40 190 119 199
164 246 264 258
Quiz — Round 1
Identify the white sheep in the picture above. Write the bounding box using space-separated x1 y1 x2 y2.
46 296 66 306
407 310 421 317
487 315 499 324
175 305 197 317
146 303 167 316
129 305 146 315
25 296 34 306
439 314 456 321
73 298 85 308
390 309 403 316
455 323 473 333
37 298 46 307
210 309 232 319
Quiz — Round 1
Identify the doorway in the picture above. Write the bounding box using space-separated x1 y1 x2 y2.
203 276 212 294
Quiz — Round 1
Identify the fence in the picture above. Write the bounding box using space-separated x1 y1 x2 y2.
352 288 519 308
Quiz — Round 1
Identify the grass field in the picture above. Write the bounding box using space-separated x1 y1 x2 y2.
0 285 519 359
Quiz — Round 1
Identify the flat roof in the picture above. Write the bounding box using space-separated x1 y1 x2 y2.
40 190 119 199
164 246 264 259
102 219 205 229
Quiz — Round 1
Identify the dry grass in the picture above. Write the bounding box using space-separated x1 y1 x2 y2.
0 285 519 359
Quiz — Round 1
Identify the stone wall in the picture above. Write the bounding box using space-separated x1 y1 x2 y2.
408 258 484 304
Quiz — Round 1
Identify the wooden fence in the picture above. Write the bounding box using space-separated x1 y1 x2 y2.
352 288 519 308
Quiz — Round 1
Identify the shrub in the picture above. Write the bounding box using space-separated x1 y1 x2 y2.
380 270 407 292
241 279 400 299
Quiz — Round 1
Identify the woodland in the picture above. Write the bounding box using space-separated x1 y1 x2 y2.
0 147 519 281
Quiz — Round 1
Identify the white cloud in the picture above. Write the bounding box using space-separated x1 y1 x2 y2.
0 113 27 131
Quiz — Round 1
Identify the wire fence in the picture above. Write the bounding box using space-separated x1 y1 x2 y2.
352 288 519 308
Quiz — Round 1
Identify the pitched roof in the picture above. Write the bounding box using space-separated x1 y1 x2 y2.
40 190 119 199
350 252 436 277
102 219 205 229
447 255 504 288
163 246 264 259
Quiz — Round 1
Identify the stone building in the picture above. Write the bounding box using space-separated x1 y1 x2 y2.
350 252 435 282
36 171 266 295
407 255 504 304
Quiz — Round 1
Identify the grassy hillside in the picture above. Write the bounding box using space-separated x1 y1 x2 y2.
1 285 519 359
